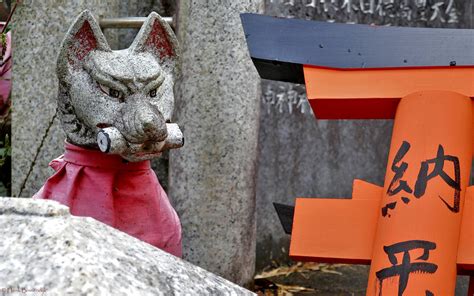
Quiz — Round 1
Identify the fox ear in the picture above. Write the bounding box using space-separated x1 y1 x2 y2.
129 12 179 76
57 10 110 79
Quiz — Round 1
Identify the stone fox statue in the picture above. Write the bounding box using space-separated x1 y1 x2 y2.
34 10 183 257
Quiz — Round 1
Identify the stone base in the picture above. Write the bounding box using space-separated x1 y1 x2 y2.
0 198 254 295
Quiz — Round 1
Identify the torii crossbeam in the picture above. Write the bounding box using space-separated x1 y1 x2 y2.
241 13 474 296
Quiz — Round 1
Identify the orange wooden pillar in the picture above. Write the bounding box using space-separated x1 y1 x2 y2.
290 66 474 295
367 91 472 295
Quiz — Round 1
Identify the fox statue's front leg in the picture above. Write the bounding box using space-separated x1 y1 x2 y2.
33 10 183 257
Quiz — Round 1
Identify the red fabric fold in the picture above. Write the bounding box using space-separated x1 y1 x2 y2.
33 142 182 257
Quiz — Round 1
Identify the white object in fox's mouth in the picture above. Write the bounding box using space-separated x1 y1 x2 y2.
97 123 184 161
97 131 110 153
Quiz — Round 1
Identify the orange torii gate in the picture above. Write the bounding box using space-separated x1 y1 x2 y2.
241 14 474 295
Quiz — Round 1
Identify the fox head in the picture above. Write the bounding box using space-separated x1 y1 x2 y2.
57 10 181 161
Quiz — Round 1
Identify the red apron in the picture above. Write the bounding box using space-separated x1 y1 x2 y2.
33 142 182 257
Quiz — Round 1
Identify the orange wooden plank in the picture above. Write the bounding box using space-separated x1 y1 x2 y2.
290 180 474 272
352 179 383 200
289 180 382 264
303 66 474 119
289 198 377 264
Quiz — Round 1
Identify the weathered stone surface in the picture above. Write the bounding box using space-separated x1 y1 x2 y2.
11 1 121 197
169 0 264 286
117 0 176 49
11 1 177 196
256 81 392 268
116 1 177 189
0 198 254 296
56 10 182 162
264 0 472 28
16 116 65 198
30 9 185 257
256 0 474 271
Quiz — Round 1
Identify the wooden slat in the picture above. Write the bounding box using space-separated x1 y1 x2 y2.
290 180 474 272
240 13 474 83
289 180 382 264
304 66 474 119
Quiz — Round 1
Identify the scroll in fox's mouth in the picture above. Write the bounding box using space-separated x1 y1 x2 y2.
97 123 184 162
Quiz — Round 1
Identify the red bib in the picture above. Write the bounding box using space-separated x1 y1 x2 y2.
34 142 182 257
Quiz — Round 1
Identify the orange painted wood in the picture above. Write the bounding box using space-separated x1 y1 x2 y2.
291 91 474 295
290 183 474 271
303 66 474 119
458 186 474 272
367 91 472 296
290 198 376 264
290 179 381 264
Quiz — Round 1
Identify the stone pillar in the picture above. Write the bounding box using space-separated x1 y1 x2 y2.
11 1 121 197
170 0 263 286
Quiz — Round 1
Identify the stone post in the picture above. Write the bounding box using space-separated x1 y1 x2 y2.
170 0 263 286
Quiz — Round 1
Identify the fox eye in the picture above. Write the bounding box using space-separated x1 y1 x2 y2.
98 83 124 101
149 88 157 98
109 89 121 98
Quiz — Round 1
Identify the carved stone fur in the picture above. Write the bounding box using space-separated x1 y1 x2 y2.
56 10 181 161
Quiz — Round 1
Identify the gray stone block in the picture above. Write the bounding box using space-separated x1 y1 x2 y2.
0 197 254 296
169 0 264 286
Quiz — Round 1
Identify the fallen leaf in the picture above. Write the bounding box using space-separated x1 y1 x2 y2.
276 283 315 295
255 262 344 279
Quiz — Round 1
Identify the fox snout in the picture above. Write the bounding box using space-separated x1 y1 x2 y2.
97 101 183 160
116 101 168 144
